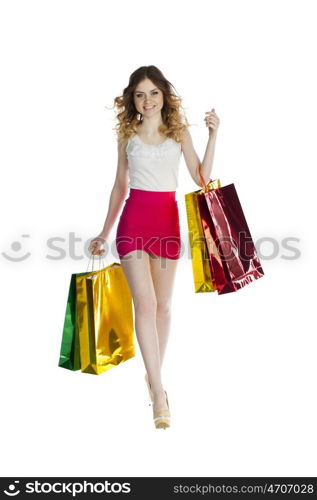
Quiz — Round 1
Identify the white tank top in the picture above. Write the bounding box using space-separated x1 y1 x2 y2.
126 134 182 192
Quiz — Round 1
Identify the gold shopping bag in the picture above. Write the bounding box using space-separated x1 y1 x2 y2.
76 256 135 375
184 171 221 293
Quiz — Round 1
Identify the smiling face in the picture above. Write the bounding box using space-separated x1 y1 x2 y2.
133 78 164 116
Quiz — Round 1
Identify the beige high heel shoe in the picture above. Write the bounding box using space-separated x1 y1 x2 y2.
144 373 154 405
153 391 170 430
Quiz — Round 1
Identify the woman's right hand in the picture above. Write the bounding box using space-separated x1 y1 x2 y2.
88 235 106 256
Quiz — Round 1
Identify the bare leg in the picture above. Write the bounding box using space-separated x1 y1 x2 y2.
149 253 179 368
119 250 167 411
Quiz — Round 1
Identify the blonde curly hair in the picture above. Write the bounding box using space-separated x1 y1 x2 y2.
112 65 191 145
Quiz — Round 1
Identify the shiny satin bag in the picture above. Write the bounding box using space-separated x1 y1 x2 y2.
58 269 90 371
197 165 264 294
185 177 221 293
76 255 135 374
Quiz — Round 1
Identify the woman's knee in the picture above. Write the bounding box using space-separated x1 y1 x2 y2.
134 295 157 316
156 299 172 316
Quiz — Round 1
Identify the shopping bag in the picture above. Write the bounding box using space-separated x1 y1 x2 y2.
58 270 90 371
197 165 264 294
185 177 221 293
76 257 135 375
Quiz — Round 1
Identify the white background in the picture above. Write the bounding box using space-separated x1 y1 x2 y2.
1 0 316 477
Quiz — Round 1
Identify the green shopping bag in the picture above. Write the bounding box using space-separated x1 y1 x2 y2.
58 270 90 371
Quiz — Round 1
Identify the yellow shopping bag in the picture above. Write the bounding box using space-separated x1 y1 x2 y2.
76 255 135 375
184 171 221 293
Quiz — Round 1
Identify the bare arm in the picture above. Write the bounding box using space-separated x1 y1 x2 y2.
97 138 129 240
181 128 218 187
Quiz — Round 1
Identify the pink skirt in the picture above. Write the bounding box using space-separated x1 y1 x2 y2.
115 188 181 260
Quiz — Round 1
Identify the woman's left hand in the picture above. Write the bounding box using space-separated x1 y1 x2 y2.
204 108 220 136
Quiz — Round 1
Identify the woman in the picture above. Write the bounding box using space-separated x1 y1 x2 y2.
88 65 220 429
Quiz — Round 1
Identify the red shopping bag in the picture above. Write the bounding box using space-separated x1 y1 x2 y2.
197 165 264 294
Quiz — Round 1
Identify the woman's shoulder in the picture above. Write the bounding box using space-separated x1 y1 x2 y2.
179 127 190 142
116 136 131 150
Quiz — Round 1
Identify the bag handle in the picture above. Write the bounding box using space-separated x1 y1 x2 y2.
198 164 211 192
197 163 222 195
86 253 109 273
